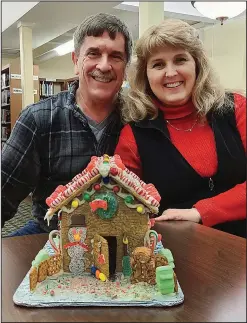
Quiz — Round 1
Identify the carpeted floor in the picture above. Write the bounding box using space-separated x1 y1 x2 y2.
1 198 33 237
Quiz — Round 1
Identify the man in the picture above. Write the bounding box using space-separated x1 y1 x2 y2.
2 13 133 235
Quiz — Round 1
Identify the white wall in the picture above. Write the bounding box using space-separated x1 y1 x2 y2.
38 53 75 79
3 17 245 91
202 17 246 92
37 17 246 90
2 2 39 32
2 57 17 67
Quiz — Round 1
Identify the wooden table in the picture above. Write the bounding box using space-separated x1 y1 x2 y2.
2 221 246 322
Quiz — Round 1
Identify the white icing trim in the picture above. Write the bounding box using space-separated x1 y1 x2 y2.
102 182 115 189
58 210 63 257
125 202 146 214
44 211 52 226
61 206 75 214
61 189 96 214
45 155 160 220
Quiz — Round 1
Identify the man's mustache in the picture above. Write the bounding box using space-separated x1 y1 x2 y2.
89 70 116 80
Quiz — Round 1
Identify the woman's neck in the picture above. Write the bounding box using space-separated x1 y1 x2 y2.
154 98 196 120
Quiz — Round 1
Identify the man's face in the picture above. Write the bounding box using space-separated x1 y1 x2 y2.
72 31 127 104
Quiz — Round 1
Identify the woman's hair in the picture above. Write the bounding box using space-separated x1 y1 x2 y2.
123 19 234 123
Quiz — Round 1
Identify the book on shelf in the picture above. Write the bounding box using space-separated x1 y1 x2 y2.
40 81 54 97
1 72 10 88
1 126 10 140
1 109 10 123
1 89 10 104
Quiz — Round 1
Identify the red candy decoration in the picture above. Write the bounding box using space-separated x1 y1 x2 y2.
113 186 120 193
150 218 155 227
144 183 161 202
98 254 106 265
114 154 125 170
93 184 101 191
46 197 53 207
110 167 118 176
51 192 59 199
55 185 65 193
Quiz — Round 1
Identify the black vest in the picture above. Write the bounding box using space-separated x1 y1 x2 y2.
130 102 246 238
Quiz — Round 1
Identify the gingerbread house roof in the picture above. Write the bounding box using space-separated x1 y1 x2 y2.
44 155 161 224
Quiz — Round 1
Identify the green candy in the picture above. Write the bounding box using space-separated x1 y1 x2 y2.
169 261 175 269
94 192 118 219
125 195 134 204
156 265 175 295
32 249 49 268
122 256 132 277
83 192 91 201
158 248 174 264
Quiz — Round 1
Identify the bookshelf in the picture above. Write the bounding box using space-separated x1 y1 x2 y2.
38 76 129 100
39 78 66 99
1 59 39 149
64 76 79 91
38 76 79 100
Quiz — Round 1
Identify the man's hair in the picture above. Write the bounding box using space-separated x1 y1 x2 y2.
123 19 234 123
73 13 133 64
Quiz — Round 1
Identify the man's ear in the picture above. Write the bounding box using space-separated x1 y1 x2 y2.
72 51 79 75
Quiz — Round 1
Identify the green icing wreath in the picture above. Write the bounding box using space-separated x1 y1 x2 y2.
94 191 118 219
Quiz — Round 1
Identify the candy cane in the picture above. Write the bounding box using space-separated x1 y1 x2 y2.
77 175 88 186
49 230 60 254
51 196 64 208
150 197 159 207
149 230 159 252
64 185 76 197
91 168 99 176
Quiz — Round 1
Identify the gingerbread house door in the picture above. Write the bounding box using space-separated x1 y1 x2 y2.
93 234 109 279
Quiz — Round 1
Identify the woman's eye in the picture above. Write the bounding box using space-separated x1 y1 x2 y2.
152 62 164 69
175 57 187 64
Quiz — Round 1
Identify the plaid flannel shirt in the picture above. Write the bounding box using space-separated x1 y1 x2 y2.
2 81 123 231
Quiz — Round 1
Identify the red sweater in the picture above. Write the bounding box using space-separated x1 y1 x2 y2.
115 93 246 227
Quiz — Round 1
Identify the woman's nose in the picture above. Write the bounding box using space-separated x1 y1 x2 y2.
165 65 178 78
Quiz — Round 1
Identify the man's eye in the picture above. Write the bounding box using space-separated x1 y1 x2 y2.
88 52 98 57
111 55 123 61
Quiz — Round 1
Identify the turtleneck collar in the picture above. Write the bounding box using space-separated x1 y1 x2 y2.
153 98 196 120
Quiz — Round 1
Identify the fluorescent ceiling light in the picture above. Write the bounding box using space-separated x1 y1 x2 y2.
120 2 212 17
192 2 246 23
54 39 74 56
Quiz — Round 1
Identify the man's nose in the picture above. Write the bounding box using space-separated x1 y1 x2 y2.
96 55 112 72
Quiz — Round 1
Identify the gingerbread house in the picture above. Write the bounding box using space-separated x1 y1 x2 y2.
44 154 161 279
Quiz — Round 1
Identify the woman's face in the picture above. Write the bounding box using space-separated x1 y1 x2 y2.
146 45 196 106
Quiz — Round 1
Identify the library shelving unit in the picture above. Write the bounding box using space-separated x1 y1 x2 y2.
64 76 79 91
39 76 79 99
1 59 39 149
39 78 66 99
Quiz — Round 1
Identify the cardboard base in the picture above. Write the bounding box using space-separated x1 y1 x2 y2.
13 241 184 308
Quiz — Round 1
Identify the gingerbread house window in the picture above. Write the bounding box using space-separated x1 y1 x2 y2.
70 214 86 227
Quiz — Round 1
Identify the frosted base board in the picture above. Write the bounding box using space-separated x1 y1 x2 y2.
13 241 184 308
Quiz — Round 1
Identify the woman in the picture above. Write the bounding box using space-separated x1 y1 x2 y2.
115 19 246 237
